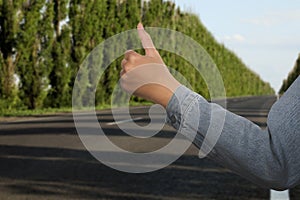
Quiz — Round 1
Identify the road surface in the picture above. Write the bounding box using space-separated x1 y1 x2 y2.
0 96 299 199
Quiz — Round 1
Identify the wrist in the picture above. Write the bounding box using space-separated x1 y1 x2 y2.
151 84 181 108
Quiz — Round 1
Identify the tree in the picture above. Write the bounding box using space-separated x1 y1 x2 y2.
0 0 22 104
46 0 71 108
17 0 52 109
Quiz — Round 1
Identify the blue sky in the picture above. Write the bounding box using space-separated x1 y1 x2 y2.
172 0 300 92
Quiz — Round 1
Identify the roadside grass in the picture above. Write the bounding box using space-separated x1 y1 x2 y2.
0 102 153 117
0 107 74 117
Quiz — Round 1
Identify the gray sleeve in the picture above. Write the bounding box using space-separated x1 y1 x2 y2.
166 76 300 190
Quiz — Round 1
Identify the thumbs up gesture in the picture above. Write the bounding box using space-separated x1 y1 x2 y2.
120 23 181 108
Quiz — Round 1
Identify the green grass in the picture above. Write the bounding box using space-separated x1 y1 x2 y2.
0 102 154 117
0 107 73 117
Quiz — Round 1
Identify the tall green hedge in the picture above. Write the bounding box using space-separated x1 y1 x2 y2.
279 54 300 94
0 0 274 110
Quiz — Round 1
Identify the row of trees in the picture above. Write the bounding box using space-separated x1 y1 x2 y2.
279 54 300 94
0 0 274 111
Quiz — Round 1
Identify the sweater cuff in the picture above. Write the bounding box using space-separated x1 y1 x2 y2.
166 85 198 133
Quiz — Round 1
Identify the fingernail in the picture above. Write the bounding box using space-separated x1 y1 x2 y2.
137 22 144 29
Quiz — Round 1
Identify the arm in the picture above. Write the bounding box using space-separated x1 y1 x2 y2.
166 76 300 190
120 23 300 190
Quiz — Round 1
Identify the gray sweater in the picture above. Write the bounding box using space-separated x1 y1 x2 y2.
166 76 300 190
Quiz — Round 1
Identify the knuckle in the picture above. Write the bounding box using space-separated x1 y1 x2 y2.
127 56 134 62
123 65 131 72
121 59 127 67
125 49 134 54
129 54 137 61
125 50 140 62
125 50 134 56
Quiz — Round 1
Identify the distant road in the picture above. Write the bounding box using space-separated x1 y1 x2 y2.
0 95 299 200
219 95 277 128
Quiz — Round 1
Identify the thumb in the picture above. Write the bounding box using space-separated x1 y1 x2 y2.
137 22 157 57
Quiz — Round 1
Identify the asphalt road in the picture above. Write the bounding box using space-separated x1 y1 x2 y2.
0 95 299 200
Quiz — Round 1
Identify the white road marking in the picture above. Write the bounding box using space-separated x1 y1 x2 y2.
270 190 289 200
106 117 144 126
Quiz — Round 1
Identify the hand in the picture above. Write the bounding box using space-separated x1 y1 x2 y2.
120 23 181 108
